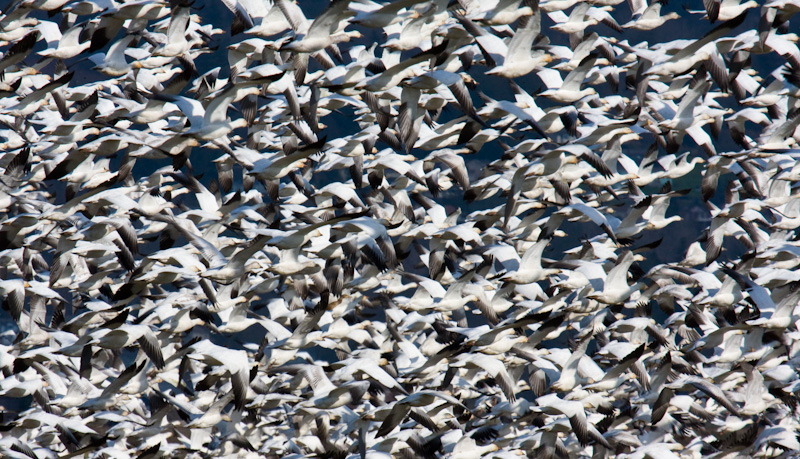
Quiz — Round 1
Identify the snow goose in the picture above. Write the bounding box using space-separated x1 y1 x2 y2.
397 270 478 312
217 142 318 182
150 213 265 284
539 0 579 11
486 8 553 78
37 22 89 60
587 250 645 304
584 343 647 392
451 352 518 401
500 237 560 284
376 390 470 437
641 192 683 230
246 209 368 250
383 7 449 51
645 11 748 76
737 364 774 416
153 0 191 57
533 393 609 448
539 55 599 103
89 34 143 77
469 0 535 25
351 0 422 28
665 375 741 416
356 42 446 91
722 268 800 330
725 107 770 149
189 339 250 411
61 322 165 370
156 78 276 140
219 0 290 36
623 1 681 30
1 71 73 116
657 79 712 133
756 107 800 151
331 354 408 393
0 29 39 77
268 364 370 409
548 3 619 34
549 335 590 392
701 0 759 23
280 0 360 53
656 152 706 181
264 246 320 276
449 436 500 458
559 202 620 245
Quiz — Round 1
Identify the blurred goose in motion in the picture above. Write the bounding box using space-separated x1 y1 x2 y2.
170 216 272 284
642 12 748 76
153 0 192 57
356 42 447 91
548 3 620 34
268 364 370 409
352 0 425 28
280 0 360 53
500 237 560 284
217 142 320 181
189 339 250 411
486 8 552 78
533 393 608 448
539 55 599 103
59 322 164 370
376 390 470 437
397 270 477 312
587 250 645 304
0 29 39 76
89 34 143 77
1 70 73 116
657 80 712 132
623 0 681 30
37 23 90 60
156 82 264 140
457 12 552 79
248 209 369 250
467 0 536 25
218 0 293 36
699 0 759 23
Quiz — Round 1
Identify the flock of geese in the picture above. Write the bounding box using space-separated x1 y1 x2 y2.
3 0 800 457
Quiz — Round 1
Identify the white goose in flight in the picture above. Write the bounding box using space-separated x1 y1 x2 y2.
623 0 681 30
156 83 263 140
279 0 360 53
587 250 645 304
539 55 599 103
500 237 560 284
458 9 551 79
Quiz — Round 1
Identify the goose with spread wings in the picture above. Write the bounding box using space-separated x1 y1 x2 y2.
156 67 283 141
